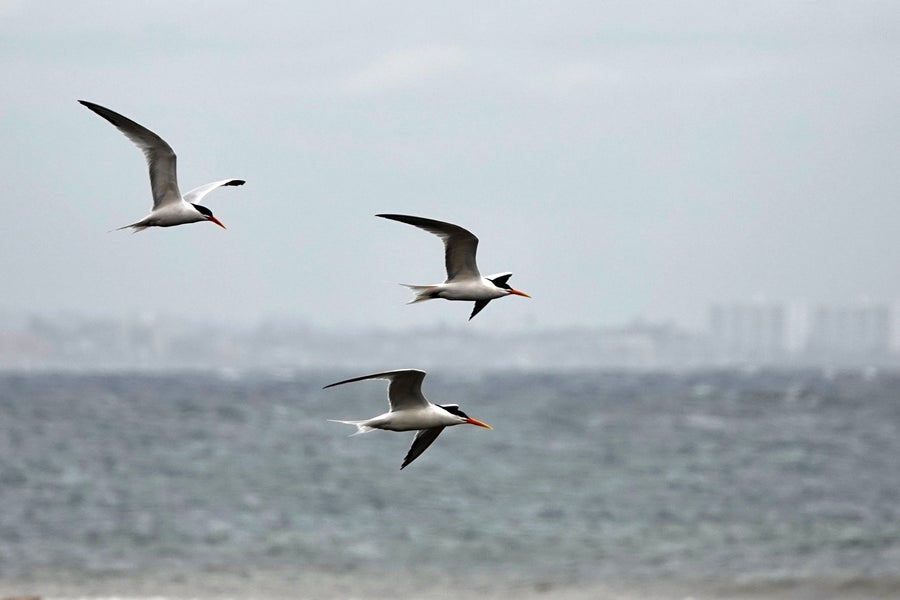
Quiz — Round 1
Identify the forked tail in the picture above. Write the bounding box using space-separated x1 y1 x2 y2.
114 222 149 233
328 419 375 436
401 284 440 304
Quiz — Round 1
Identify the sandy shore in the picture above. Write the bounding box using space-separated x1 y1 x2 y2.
2 568 900 600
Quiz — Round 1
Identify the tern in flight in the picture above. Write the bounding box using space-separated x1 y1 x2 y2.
324 369 493 470
377 214 530 320
79 100 243 232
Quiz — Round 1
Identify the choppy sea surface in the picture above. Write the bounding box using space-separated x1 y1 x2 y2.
1 369 899 598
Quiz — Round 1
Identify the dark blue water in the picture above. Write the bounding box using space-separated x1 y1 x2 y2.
1 369 898 592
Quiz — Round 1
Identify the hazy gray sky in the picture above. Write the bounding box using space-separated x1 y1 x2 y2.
1 1 899 330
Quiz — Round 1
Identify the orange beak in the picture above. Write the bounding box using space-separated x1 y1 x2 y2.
208 216 227 230
465 417 493 430
508 288 531 298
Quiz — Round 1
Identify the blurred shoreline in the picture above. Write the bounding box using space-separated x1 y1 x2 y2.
1 311 899 372
3 568 900 600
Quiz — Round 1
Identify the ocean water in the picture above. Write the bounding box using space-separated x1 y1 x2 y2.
1 369 899 598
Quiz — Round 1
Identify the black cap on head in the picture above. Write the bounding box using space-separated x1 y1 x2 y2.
439 404 469 419
490 273 514 290
191 203 214 217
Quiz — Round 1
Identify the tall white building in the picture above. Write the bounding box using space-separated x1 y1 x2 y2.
806 302 891 358
709 301 786 362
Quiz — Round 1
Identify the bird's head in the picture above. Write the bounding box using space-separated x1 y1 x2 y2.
440 404 493 429
191 203 227 229
489 273 531 299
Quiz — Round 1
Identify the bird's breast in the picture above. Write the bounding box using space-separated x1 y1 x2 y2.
149 201 207 227
383 406 460 431
437 280 507 301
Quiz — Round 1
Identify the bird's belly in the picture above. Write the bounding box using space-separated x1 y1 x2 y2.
151 203 204 227
381 409 455 431
437 281 505 301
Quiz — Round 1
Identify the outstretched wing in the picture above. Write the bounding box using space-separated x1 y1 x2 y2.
323 369 428 412
377 214 481 282
183 179 245 205
79 100 181 210
469 299 491 320
401 427 445 469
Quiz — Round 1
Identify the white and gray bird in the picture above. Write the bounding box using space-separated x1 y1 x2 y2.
79 100 243 232
377 214 530 320
324 369 493 470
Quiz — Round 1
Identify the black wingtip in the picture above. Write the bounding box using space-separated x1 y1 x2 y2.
225 180 246 187
469 299 490 320
77 100 124 127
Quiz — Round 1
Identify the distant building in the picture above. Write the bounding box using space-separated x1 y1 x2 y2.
708 301 786 362
806 302 891 359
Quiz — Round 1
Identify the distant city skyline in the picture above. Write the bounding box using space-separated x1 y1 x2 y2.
1 297 897 371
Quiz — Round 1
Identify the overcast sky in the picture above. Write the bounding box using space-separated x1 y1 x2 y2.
1 1 898 331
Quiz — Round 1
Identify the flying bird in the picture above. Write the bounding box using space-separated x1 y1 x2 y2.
79 100 243 232
377 214 530 320
324 369 493 470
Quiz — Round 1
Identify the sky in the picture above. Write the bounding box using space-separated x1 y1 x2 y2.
1 1 899 331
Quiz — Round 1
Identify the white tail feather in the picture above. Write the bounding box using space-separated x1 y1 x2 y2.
401 284 438 304
115 222 149 233
328 419 375 435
